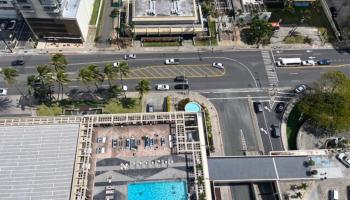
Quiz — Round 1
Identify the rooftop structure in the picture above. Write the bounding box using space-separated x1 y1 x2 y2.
0 124 80 200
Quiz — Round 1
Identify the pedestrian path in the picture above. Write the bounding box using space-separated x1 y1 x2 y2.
261 51 279 87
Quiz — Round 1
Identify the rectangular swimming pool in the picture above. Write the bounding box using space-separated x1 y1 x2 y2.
128 180 188 200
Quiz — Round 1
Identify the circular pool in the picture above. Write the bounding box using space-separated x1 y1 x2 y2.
185 102 201 112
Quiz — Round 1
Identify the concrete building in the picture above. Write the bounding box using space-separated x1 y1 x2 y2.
128 0 204 36
14 0 94 42
0 0 17 19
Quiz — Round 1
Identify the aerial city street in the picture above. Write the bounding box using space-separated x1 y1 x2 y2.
0 0 350 200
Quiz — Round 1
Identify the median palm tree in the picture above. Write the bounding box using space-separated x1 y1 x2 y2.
36 64 54 104
135 79 150 101
1 67 18 86
87 64 104 90
55 70 70 101
118 61 130 97
104 63 119 88
78 67 94 91
51 53 68 71
36 64 53 84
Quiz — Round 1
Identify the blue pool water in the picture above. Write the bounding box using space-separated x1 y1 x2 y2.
128 181 187 200
185 102 201 112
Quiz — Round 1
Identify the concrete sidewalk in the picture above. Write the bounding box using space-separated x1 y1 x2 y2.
0 95 34 117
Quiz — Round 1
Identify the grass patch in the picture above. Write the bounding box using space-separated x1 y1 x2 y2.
104 98 142 113
90 0 102 25
268 3 335 42
143 42 180 47
208 20 216 37
195 39 211 46
286 104 305 150
283 35 307 44
37 104 62 116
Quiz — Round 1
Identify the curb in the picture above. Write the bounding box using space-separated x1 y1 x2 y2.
281 97 299 150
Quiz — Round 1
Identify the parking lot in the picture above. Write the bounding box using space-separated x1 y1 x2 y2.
127 64 225 79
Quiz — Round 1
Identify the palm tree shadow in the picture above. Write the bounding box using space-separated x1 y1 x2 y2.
0 97 13 111
120 98 135 109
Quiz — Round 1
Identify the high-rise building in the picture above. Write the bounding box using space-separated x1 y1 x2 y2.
14 0 94 42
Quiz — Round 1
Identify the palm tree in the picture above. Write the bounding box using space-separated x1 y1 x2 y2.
78 67 94 90
36 64 53 84
87 64 104 90
1 67 18 86
135 79 150 100
104 63 118 87
118 61 130 97
27 75 36 97
55 70 70 101
51 53 68 71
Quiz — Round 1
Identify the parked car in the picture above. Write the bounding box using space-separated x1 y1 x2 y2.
337 153 350 167
174 76 187 82
253 102 263 113
302 60 315 66
124 54 136 60
330 7 337 18
0 88 7 96
112 139 118 149
11 59 25 66
174 84 189 90
122 85 128 91
271 125 281 137
294 84 307 94
156 84 169 91
318 59 331 65
165 58 180 65
147 104 154 112
275 102 285 113
212 62 224 69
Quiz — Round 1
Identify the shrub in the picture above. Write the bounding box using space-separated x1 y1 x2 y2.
177 98 191 111
166 96 171 112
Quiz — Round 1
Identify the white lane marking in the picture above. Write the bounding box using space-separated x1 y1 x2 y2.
68 85 79 88
291 80 301 82
289 73 299 75
207 95 292 100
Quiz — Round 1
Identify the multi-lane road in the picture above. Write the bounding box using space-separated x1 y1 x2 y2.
0 48 349 156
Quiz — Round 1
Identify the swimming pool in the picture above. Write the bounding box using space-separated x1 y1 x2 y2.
128 180 187 200
185 102 201 112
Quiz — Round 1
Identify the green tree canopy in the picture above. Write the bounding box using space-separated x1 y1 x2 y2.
1 67 19 86
249 16 273 45
298 71 350 133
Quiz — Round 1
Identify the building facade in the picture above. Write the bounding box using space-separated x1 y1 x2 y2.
14 0 94 42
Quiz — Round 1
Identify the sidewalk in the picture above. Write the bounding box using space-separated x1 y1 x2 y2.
0 95 34 117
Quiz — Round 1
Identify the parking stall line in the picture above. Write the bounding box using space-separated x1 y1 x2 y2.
168 67 186 77
161 67 179 77
156 67 173 77
147 67 164 78
205 67 223 76
151 67 168 77
183 66 203 77
141 68 157 78
133 69 149 78
193 66 212 76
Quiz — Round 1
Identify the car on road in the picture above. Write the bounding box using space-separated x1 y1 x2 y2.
122 85 128 91
147 104 154 112
337 153 350 167
124 54 136 60
294 84 307 94
165 58 180 65
275 102 285 113
156 84 169 91
302 60 315 66
0 88 7 96
253 102 263 113
174 76 187 82
318 59 331 65
271 125 281 137
330 7 337 18
112 139 117 149
174 84 189 90
212 62 224 69
11 59 25 66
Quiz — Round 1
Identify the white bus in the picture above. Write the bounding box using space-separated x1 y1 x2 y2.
276 58 302 67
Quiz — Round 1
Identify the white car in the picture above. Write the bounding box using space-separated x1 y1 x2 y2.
302 60 316 66
212 62 224 69
165 58 180 65
294 84 307 93
0 88 7 96
124 54 136 60
337 153 350 167
122 85 128 91
156 84 170 91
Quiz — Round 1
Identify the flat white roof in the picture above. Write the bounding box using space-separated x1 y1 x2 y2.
279 57 302 63
0 124 80 200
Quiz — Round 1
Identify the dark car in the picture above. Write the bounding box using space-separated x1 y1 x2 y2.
147 104 154 112
275 102 285 113
317 59 331 65
330 7 337 18
174 76 187 82
271 125 281 137
253 102 263 113
11 59 25 66
174 84 189 90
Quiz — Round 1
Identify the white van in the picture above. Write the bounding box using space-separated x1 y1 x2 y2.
330 189 339 200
